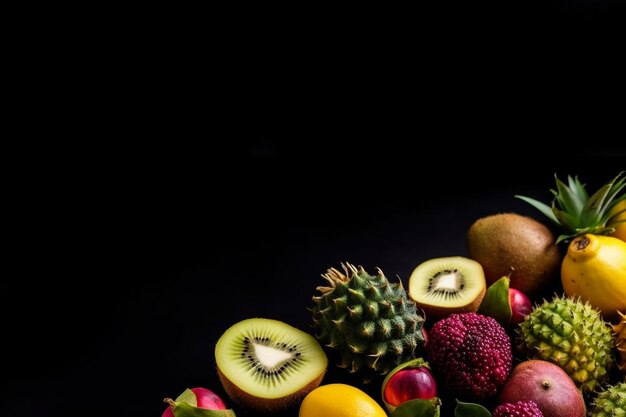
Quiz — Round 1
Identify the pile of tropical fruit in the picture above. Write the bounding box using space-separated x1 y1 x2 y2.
162 173 626 417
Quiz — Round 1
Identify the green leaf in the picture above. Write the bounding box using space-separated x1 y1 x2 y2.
571 176 589 201
554 175 584 216
604 204 626 228
610 193 626 210
515 195 559 225
581 174 620 226
604 178 626 213
552 205 579 230
391 397 441 417
176 389 198 407
555 233 576 244
455 400 492 417
172 402 237 417
605 175 625 200
598 177 625 219
567 175 586 203
477 276 512 328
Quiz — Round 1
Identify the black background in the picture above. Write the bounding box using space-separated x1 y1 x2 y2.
3 3 626 416
4 144 624 417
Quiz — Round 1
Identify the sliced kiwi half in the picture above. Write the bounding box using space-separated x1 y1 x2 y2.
408 256 486 324
215 318 327 413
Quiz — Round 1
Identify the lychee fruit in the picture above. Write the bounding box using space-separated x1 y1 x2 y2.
426 312 512 400
493 400 544 417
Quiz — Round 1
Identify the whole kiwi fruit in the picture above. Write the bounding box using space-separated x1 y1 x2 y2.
467 213 561 297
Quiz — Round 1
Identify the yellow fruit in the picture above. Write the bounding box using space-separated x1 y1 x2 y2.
561 234 626 321
299 384 387 417
610 200 626 242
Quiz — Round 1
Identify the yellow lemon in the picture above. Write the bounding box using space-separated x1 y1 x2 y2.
299 384 387 417
609 200 626 242
561 234 626 321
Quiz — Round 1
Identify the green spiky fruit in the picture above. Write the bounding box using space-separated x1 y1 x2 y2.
311 263 425 383
590 382 626 417
518 295 614 393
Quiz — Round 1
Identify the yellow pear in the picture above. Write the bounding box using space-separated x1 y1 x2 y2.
561 234 626 321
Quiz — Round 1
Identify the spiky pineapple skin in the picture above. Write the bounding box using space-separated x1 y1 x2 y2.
311 264 425 382
518 295 614 393
614 311 626 375
590 382 626 417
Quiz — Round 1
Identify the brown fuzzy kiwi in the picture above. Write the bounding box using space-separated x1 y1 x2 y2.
408 256 486 324
467 213 561 296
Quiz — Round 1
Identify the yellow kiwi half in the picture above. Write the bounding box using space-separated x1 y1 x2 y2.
215 318 327 413
408 256 486 324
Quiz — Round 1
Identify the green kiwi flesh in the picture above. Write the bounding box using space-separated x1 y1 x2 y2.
215 318 327 412
408 256 486 323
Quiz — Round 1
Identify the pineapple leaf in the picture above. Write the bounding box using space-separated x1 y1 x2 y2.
555 174 584 216
607 204 626 226
580 182 612 226
604 174 625 208
581 172 624 226
515 195 559 224
552 205 579 230
518 172 625 240
569 175 589 202
556 233 575 244
604 203 626 227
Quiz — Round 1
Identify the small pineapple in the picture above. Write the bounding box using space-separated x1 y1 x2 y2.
615 311 626 375
311 263 425 383
590 382 626 417
516 171 625 243
518 172 626 320
517 295 614 393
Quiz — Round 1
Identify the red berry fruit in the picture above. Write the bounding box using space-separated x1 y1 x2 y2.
162 387 227 417
383 367 437 406
493 400 543 417
381 358 437 413
509 288 532 326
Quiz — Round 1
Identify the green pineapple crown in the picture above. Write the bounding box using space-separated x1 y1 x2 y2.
516 171 626 244
311 263 425 382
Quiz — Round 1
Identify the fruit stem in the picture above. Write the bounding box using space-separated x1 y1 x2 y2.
574 237 590 251
164 398 176 408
